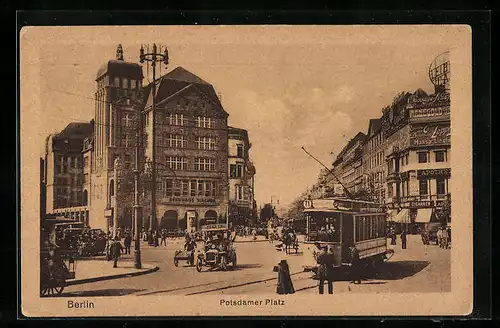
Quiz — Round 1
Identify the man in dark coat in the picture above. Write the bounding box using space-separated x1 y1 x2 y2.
349 246 362 284
401 230 407 249
123 232 132 255
317 246 335 294
274 260 295 294
111 237 124 268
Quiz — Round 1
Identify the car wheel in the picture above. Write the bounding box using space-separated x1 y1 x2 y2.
196 259 203 272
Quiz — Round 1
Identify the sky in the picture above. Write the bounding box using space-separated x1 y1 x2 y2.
20 26 452 208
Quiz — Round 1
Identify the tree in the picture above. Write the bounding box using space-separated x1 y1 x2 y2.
259 204 274 222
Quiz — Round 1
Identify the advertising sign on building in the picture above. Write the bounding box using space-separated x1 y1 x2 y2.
410 123 450 147
409 106 450 122
417 168 451 178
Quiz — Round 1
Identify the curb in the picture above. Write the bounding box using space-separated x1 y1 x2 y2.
65 265 159 286
233 239 269 243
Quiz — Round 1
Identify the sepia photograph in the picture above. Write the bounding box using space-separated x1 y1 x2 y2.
20 25 472 317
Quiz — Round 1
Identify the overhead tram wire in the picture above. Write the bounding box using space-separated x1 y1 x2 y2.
301 146 353 199
45 87 232 132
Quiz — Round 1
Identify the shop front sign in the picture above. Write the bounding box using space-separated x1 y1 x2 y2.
417 168 451 178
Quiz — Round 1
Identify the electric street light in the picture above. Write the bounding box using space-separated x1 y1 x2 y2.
139 44 169 235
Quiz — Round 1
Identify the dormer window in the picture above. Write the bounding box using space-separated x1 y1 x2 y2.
131 80 136 89
114 77 120 88
123 78 129 89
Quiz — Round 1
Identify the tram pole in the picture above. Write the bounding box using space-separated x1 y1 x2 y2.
301 147 353 199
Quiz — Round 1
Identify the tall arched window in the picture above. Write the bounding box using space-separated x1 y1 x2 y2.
82 190 88 206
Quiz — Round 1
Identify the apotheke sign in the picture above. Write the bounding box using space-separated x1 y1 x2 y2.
417 168 451 178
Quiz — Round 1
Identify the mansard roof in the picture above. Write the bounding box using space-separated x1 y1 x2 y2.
142 66 224 112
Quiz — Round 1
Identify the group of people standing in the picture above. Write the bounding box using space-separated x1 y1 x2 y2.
388 227 408 249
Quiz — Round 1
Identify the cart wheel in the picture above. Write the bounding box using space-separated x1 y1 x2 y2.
174 257 179 267
220 256 227 271
196 259 203 272
232 254 237 268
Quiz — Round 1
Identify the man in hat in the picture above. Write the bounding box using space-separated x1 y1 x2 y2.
349 245 361 284
316 245 335 294
111 236 124 268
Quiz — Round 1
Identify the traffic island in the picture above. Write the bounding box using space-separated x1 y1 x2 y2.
65 260 159 286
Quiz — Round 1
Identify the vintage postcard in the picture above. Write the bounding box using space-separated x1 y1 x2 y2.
20 25 472 317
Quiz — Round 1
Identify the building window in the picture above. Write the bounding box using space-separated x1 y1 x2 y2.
196 136 216 150
83 173 89 184
166 157 187 170
436 178 446 195
168 113 186 126
230 164 236 178
194 158 216 171
435 150 446 163
114 77 120 87
122 78 129 89
237 144 244 158
182 180 189 196
164 180 173 196
418 152 428 163
196 116 215 128
236 185 244 200
167 134 187 148
123 113 132 127
131 80 136 89
124 154 131 169
237 164 243 178
205 181 212 197
197 180 204 196
122 134 130 147
190 181 196 197
419 179 429 196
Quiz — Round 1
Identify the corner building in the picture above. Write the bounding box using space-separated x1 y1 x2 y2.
141 67 230 232
383 88 451 232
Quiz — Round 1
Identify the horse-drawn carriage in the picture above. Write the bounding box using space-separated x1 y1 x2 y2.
40 218 81 297
274 228 299 254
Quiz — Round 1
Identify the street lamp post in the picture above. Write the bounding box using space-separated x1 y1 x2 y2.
140 43 169 234
133 109 142 269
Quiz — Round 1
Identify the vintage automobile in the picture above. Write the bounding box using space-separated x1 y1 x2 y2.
78 228 107 256
196 224 237 272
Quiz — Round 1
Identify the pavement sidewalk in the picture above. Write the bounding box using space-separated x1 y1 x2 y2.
65 259 159 286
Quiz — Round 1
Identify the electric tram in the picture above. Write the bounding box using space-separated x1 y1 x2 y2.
302 197 394 271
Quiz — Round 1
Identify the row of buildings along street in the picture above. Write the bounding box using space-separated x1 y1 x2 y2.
292 51 451 235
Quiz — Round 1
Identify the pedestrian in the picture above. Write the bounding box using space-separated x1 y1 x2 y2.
390 228 397 245
317 246 335 294
401 230 407 249
160 229 167 246
124 232 132 255
153 230 159 247
274 260 295 295
349 245 362 284
111 236 124 268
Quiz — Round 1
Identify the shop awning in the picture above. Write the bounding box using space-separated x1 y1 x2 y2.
393 209 409 223
415 208 433 223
